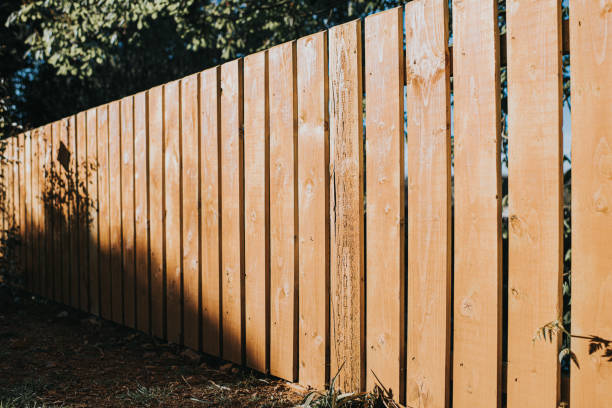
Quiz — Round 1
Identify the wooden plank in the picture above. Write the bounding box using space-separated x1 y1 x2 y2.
18 133 27 288
121 96 136 328
109 102 123 323
200 67 222 356
24 131 32 291
570 2 612 407
43 124 53 299
328 19 364 392
243 50 270 372
134 91 149 333
68 116 79 307
86 108 100 315
97 105 112 319
40 125 50 298
404 1 452 407
164 80 182 344
220 59 245 364
148 86 165 339
11 138 20 285
77 112 89 311
506 1 563 407
181 74 200 350
452 1 502 407
297 30 329 390
47 123 58 302
364 7 405 398
31 128 41 295
269 41 298 381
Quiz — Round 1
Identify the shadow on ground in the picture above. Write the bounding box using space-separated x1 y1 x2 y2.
0 287 303 408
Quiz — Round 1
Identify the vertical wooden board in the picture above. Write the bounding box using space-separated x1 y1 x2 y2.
12 138 20 277
60 121 71 303
452 1 502 407
269 41 298 381
68 116 80 307
31 128 41 295
43 124 53 299
164 80 182 344
181 74 200 350
77 112 89 311
18 133 26 287
121 96 136 328
24 132 32 291
220 59 245 364
134 92 150 333
243 51 269 372
51 122 62 302
87 108 100 315
148 86 165 339
570 2 612 407
506 1 562 407
297 31 329 389
39 126 50 297
364 7 405 397
47 124 57 302
328 20 364 392
97 106 112 319
405 1 452 407
109 101 123 323
200 67 222 356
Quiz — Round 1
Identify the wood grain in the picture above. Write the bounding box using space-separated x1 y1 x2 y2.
50 122 62 302
60 121 71 304
97 106 112 320
86 108 99 315
506 1 563 407
364 7 405 398
121 96 136 328
404 1 452 407
269 41 298 381
31 128 40 295
452 0 502 407
296 30 329 390
109 102 123 323
181 74 200 350
40 125 51 298
164 80 182 344
200 67 222 356
76 112 89 311
220 59 245 364
243 50 270 372
68 116 80 307
148 86 165 339
329 19 364 392
18 133 27 290
134 91 149 332
24 131 32 292
570 2 612 406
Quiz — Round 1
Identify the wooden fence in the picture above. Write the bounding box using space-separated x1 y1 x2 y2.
1 0 611 407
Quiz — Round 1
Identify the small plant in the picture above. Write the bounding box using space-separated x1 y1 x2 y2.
117 384 175 406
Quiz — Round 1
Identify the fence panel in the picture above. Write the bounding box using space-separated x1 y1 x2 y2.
76 112 89 311
296 30 329 390
181 74 200 350
269 41 298 382
41 125 51 298
200 67 222 356
570 2 612 406
51 122 61 302
244 50 269 373
506 1 563 407
404 1 452 407
148 85 165 339
452 0 502 407
109 102 123 323
329 19 364 392
68 116 79 308
18 133 26 288
364 6 405 397
121 96 136 328
97 106 112 319
86 108 99 315
220 59 245 364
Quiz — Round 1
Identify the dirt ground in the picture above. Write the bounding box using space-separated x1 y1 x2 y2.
0 287 304 407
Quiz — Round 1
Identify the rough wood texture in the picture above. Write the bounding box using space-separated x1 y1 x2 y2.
40 125 50 298
97 105 112 320
134 91 149 333
269 41 298 382
506 1 563 407
243 51 270 372
329 19 364 392
296 30 329 390
164 80 182 344
59 121 71 304
364 7 405 398
109 102 123 324
404 1 452 407
31 128 40 295
68 116 79 308
76 112 89 311
18 133 27 290
50 123 62 302
24 131 32 292
200 67 222 356
221 59 245 364
121 96 136 328
570 2 612 406
181 74 200 350
148 86 165 339
452 0 502 407
86 108 99 316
